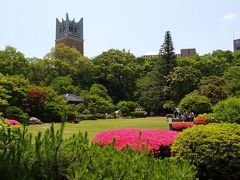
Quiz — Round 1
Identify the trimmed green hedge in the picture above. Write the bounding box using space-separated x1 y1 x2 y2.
131 111 146 118
171 123 240 180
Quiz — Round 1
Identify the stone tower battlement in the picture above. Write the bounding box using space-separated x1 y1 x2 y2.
55 13 84 55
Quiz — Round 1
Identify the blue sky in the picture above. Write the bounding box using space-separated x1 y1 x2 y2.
0 0 239 58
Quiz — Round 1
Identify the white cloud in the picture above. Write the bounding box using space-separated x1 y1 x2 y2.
223 14 237 21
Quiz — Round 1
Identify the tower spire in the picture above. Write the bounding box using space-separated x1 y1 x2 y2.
66 13 69 22
55 13 84 55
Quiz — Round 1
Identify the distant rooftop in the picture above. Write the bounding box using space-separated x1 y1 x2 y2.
64 93 84 103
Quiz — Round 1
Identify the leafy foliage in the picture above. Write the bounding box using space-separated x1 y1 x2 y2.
171 123 240 179
5 106 29 124
88 83 112 102
51 76 76 94
84 94 115 115
0 123 197 179
179 91 212 115
224 66 240 96
131 111 146 118
213 97 240 123
93 49 142 102
116 101 139 116
0 46 30 77
0 75 29 108
166 66 201 102
42 102 63 123
199 76 228 104
159 31 176 75
23 86 51 118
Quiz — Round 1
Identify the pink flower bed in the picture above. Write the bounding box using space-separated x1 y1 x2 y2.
172 122 194 131
6 120 21 126
93 129 179 154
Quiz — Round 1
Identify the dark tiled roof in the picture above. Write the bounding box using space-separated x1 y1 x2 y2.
64 93 84 103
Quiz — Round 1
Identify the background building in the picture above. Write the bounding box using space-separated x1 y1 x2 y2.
142 49 196 59
180 48 196 57
56 13 84 55
234 39 240 51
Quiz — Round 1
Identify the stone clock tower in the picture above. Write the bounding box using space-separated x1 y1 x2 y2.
56 13 84 55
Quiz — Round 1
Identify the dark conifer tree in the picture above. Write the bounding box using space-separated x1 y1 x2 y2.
158 31 176 75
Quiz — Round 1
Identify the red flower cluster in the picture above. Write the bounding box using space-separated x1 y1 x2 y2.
6 119 21 126
93 129 179 154
172 122 194 131
194 116 208 125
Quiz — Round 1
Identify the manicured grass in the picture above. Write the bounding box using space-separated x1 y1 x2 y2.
26 117 168 140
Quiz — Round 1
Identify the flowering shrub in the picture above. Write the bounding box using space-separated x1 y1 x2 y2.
23 87 47 117
6 119 21 126
0 119 22 149
193 116 208 125
93 129 179 156
172 122 194 131
171 123 240 179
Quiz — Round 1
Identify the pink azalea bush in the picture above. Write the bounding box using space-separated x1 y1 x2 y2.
172 122 195 131
93 129 179 156
6 119 21 126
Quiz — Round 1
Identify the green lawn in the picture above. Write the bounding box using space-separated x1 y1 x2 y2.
26 117 168 140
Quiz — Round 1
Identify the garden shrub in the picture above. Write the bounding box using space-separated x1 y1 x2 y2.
213 97 240 123
66 147 197 180
66 111 76 121
0 119 22 149
171 122 195 131
116 101 139 116
171 123 240 180
22 87 47 118
5 106 28 124
131 111 145 118
77 114 95 120
6 119 21 125
119 105 130 117
93 129 180 158
0 123 197 179
202 113 218 123
95 113 105 119
0 123 67 179
42 102 63 123
179 91 212 115
193 115 208 125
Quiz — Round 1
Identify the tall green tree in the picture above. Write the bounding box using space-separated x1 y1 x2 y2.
224 66 240 96
0 46 30 77
158 31 176 75
199 76 228 104
30 44 94 88
136 31 176 114
44 43 82 63
166 66 201 103
187 54 229 77
93 49 142 102
0 75 30 108
179 91 212 115
51 76 76 94
88 84 112 103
